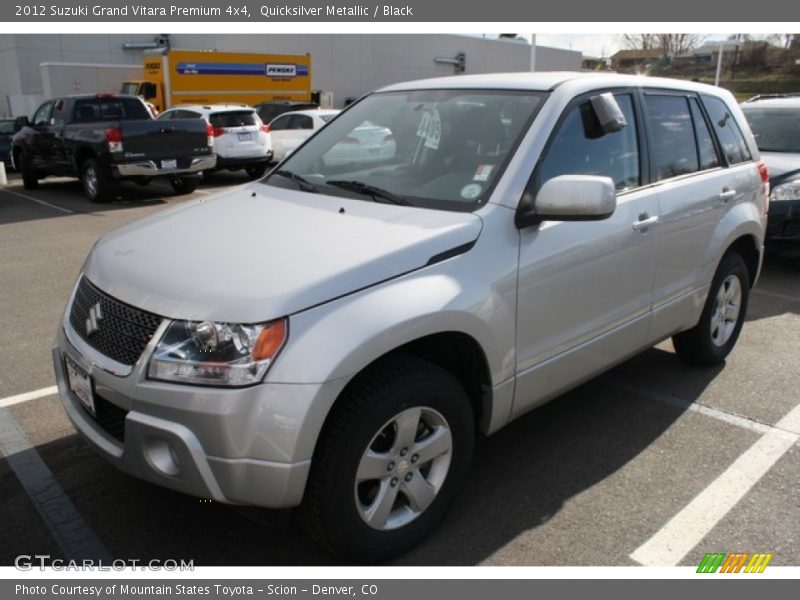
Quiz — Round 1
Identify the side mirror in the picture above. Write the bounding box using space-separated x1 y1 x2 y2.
14 116 29 130
516 175 616 228
590 93 627 134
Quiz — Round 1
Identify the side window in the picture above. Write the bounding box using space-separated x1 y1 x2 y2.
72 99 100 123
270 115 292 131
689 98 720 170
289 115 313 130
538 93 639 192
702 95 751 165
32 102 54 127
156 110 175 121
51 99 67 125
644 95 699 181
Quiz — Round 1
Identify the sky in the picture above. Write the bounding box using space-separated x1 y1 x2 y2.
532 33 730 59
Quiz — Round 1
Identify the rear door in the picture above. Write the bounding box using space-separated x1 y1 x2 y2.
643 91 759 340
514 90 660 416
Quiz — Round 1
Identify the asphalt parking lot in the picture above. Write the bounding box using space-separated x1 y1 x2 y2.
0 170 798 567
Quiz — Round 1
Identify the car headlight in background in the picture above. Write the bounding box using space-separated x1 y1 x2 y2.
148 318 287 386
770 179 800 203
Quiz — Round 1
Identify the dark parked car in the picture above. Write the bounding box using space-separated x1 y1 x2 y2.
11 94 216 202
253 100 319 125
741 95 800 242
0 117 26 168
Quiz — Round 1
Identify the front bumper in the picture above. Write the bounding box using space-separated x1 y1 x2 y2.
766 200 800 241
113 155 217 178
52 310 342 508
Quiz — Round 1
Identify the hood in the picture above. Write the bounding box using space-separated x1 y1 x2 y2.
760 151 800 183
84 184 483 322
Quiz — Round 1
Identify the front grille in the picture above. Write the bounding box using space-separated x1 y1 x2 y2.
69 277 162 366
92 393 128 443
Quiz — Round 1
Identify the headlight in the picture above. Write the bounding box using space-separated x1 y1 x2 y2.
770 179 800 202
148 318 287 386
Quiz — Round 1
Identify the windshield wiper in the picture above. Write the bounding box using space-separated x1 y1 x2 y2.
326 180 411 205
273 170 319 193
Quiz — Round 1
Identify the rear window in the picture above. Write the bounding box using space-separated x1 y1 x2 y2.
702 95 752 164
645 95 699 180
72 97 150 122
209 111 257 128
742 107 800 153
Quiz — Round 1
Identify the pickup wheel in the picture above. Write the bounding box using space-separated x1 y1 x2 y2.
81 159 117 203
169 175 199 195
672 252 750 366
301 356 474 562
18 152 39 190
245 164 268 179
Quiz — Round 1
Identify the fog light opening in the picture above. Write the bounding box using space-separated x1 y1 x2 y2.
146 437 181 476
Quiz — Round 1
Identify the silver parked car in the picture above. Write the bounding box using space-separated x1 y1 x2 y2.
53 73 767 562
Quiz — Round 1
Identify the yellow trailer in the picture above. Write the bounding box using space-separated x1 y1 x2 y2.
121 49 312 113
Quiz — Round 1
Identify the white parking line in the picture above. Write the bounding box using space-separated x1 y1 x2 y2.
3 189 74 214
0 386 58 408
630 403 800 566
752 288 800 304
605 378 778 436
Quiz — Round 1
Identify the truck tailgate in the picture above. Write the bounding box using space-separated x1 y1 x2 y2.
119 119 211 162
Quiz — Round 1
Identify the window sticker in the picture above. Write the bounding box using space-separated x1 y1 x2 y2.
416 107 442 150
473 165 494 181
460 183 482 199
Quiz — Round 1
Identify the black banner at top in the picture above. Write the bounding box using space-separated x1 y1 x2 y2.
1 0 798 22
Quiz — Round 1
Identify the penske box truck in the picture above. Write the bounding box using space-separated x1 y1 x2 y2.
121 49 313 112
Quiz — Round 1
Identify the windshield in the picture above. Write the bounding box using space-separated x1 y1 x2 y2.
0 121 15 134
264 89 547 211
742 107 800 153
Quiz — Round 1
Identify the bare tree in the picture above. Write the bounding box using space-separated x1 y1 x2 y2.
657 34 705 57
621 34 659 50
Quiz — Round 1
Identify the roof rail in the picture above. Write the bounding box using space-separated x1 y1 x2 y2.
744 93 800 103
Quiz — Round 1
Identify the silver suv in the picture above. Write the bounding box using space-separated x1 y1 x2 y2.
53 73 767 562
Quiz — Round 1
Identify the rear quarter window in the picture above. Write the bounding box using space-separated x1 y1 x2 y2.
702 95 752 165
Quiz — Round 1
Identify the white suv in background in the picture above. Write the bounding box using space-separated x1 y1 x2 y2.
157 104 272 179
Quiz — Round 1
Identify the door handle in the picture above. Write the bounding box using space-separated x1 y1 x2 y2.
632 215 660 231
719 188 737 202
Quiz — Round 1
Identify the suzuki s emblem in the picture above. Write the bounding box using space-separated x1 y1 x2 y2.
85 302 103 337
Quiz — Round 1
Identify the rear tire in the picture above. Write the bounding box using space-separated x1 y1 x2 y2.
301 356 474 563
81 159 117 203
245 164 268 179
169 175 199 195
672 253 750 366
18 152 39 190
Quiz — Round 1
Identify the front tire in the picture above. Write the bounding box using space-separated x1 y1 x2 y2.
301 356 474 562
18 152 39 190
672 252 750 366
81 159 117 203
